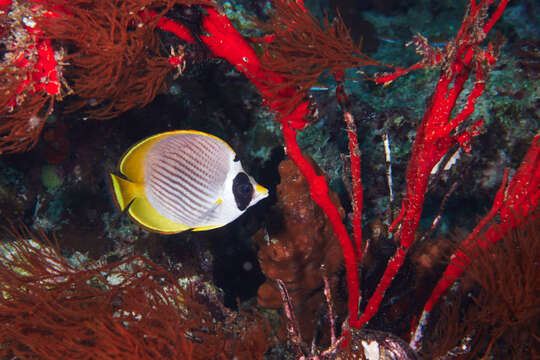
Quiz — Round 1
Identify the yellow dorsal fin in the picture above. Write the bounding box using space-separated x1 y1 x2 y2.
119 130 235 182
119 132 172 182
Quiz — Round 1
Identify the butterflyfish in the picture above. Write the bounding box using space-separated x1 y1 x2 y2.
109 130 268 234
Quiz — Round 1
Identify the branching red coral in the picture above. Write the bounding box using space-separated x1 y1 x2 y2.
140 2 537 350
353 0 512 329
411 134 540 350
0 0 61 153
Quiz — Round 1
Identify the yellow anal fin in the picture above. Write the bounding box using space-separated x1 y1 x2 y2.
192 224 224 232
128 196 191 234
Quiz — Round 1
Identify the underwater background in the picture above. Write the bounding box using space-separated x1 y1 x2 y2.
0 0 538 358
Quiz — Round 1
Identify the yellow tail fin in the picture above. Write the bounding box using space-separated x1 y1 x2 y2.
109 173 143 211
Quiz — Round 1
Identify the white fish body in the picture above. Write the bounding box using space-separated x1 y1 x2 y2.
109 130 268 234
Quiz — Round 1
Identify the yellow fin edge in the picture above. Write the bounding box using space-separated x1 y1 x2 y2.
128 197 191 234
109 173 141 211
109 173 190 234
192 224 224 232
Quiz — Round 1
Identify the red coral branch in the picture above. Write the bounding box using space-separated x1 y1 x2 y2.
281 124 361 324
411 134 539 350
354 0 509 329
430 134 540 309
336 73 364 262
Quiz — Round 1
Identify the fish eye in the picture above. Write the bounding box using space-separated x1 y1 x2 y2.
232 172 253 211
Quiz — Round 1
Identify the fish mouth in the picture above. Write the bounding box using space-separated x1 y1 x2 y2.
254 183 269 199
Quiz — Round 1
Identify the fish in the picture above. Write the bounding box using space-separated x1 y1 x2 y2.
109 130 268 234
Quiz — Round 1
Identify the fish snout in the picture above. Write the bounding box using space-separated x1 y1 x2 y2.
255 183 269 199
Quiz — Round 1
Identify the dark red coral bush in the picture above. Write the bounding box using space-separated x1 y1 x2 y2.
0 226 271 359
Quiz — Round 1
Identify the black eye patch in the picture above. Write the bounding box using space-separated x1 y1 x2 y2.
232 172 253 211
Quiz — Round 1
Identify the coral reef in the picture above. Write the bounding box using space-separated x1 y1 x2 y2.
0 0 538 358
253 156 346 343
